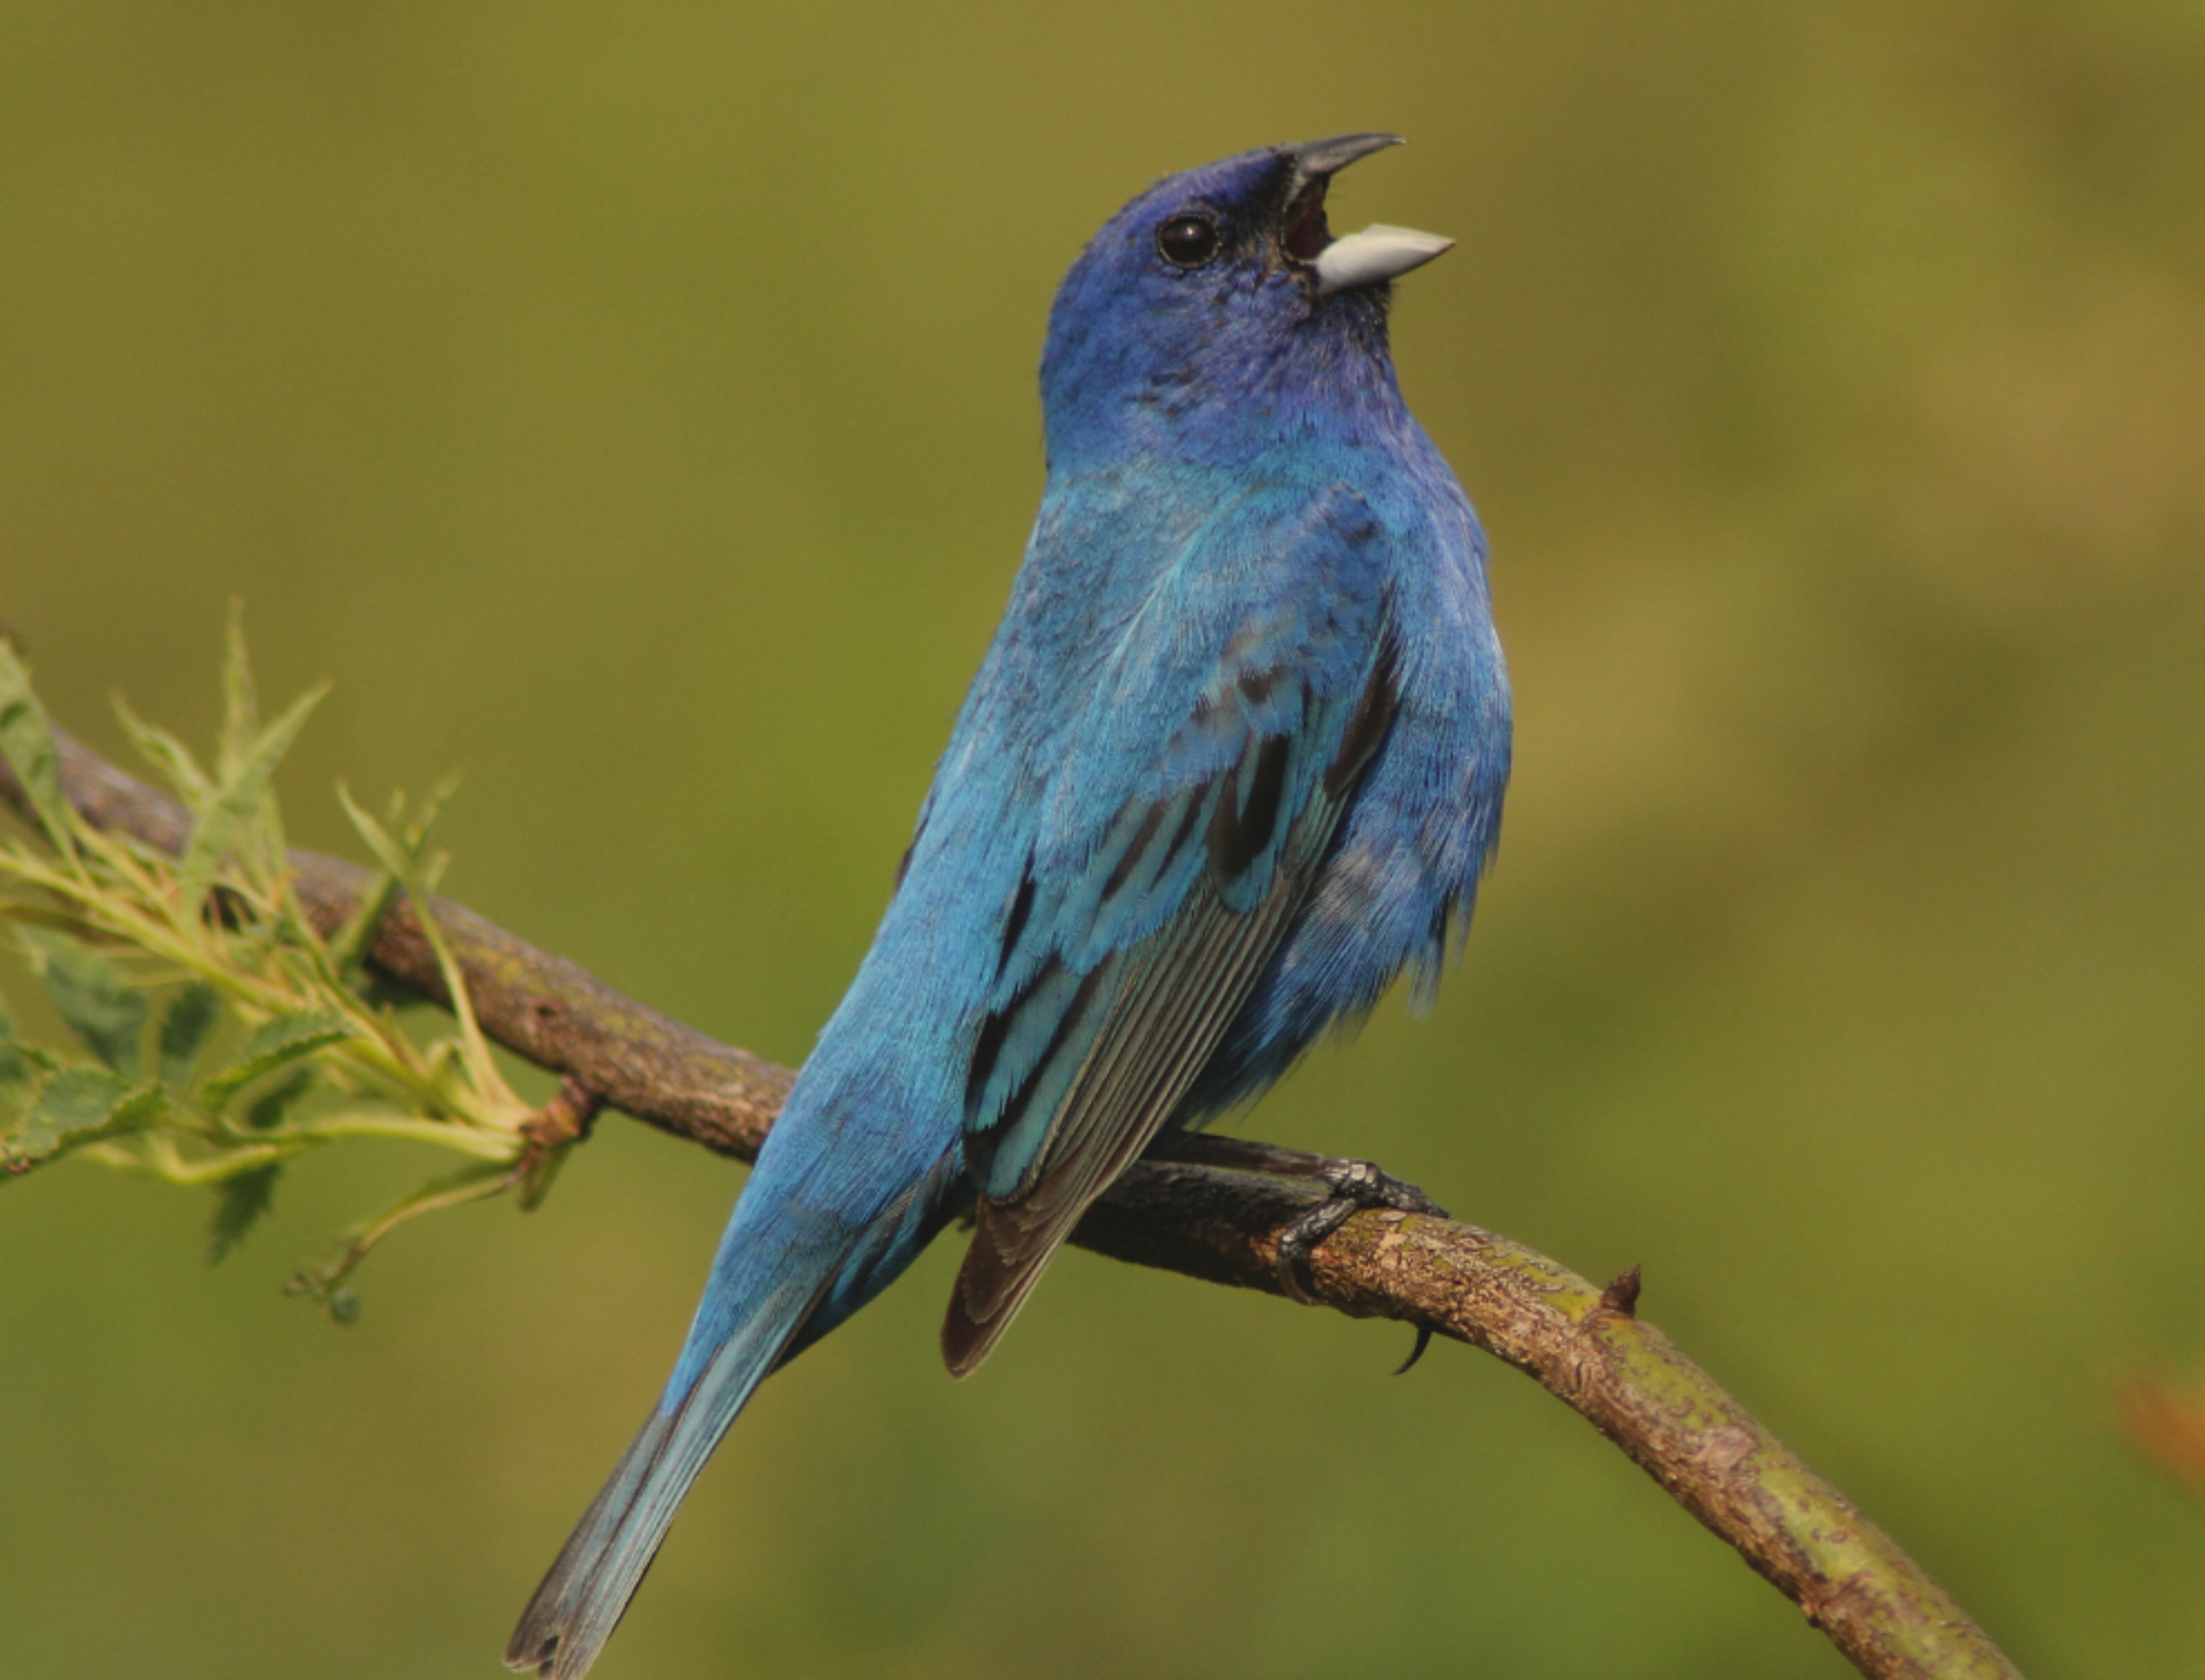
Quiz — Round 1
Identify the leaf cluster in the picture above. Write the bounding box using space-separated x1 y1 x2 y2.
0 614 562 1318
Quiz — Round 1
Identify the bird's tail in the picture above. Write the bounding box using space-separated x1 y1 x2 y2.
503 1271 823 1680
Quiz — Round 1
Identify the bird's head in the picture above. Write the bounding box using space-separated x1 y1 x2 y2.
1039 134 1452 471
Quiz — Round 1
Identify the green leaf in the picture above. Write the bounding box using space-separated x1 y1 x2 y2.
157 982 221 1093
0 1057 27 1130
9 1067 161 1163
176 678 328 921
0 991 59 1126
208 1162 281 1263
222 611 297 877
327 775 458 978
198 1009 351 1116
0 640 77 862
26 931 146 1077
217 601 260 787
0 1052 29 1125
338 782 413 881
326 864 404 980
113 695 215 810
338 780 495 1091
0 993 32 1122
244 1067 314 1131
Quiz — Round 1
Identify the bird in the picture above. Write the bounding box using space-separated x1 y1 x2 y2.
506 133 1511 1680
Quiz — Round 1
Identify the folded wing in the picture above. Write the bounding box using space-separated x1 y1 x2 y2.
944 482 1398 1374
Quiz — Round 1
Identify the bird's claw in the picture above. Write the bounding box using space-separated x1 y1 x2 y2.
1273 1156 1449 1304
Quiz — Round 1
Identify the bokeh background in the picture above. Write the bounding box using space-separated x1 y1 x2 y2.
3 3 2202 1676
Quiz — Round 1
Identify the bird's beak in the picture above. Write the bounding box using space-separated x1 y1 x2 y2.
1280 133 1455 296
1313 224 1456 294
1286 132 1405 185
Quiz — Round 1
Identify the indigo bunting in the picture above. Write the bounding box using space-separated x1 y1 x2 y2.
507 134 1510 1678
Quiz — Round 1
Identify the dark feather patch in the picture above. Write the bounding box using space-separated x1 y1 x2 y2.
966 999 1018 1120
990 962 1109 1147
1236 664 1283 706
943 591 1404 1378
1323 631 1400 799
1101 804 1166 900
996 873 1037 980
1207 731 1292 880
943 863 1306 1375
965 953 1112 1170
1155 788 1209 882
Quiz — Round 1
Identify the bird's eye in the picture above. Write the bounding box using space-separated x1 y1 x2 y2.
1156 213 1221 268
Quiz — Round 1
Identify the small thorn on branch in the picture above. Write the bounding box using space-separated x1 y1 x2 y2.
1599 1264 1642 1319
1394 1324 1435 1375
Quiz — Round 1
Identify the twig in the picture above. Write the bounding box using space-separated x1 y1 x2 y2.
0 716 2022 1680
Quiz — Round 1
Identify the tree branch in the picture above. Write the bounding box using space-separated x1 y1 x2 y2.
0 716 2022 1680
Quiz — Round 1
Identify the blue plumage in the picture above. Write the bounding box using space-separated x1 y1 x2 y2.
507 134 1510 1679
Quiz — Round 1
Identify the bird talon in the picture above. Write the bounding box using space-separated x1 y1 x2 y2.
1318 1157 1450 1221
1272 1163 1415 1301
1273 1201 1349 1302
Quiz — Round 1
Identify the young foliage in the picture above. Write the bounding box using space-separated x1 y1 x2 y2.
208 1163 283 1265
157 982 221 1093
0 622 567 1317
26 929 149 1076
0 639 79 863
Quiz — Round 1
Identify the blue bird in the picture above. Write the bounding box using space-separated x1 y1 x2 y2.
506 133 1510 1679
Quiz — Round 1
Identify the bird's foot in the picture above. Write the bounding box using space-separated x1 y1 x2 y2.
1272 1155 1447 1305
1144 1133 1448 1302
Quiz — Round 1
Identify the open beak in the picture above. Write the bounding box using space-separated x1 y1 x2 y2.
1280 133 1456 295
1313 224 1455 294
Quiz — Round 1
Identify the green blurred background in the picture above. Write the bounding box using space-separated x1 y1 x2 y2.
3 3 2202 1676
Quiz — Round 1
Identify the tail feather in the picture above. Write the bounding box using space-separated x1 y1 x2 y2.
504 1275 822 1680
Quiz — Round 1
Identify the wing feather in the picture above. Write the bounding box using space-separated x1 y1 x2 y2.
942 614 1399 1376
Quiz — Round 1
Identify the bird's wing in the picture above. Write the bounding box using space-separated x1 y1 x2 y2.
943 481 1398 1374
